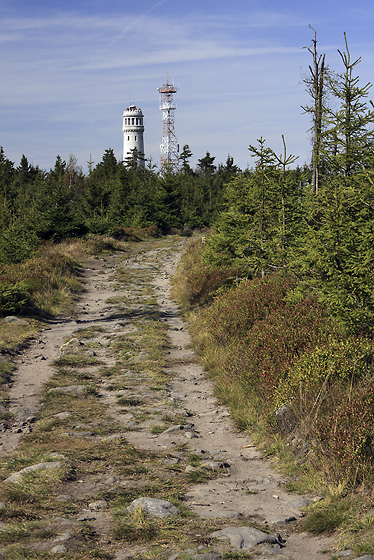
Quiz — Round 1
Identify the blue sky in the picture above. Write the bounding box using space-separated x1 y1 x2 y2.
1 0 374 173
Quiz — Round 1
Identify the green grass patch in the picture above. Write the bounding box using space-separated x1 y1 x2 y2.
54 353 104 368
72 326 106 339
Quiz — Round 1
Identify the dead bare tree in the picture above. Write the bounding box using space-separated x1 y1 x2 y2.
302 26 327 194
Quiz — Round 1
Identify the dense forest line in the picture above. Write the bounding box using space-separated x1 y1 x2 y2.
0 145 240 262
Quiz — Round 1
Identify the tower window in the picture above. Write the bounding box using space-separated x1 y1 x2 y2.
135 136 137 140
128 136 130 141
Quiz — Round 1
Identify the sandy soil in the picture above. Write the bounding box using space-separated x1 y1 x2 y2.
0 239 340 559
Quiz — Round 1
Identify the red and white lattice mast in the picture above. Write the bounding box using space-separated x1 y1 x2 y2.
158 76 179 172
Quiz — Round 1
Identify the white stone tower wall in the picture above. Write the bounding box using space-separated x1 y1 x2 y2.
122 104 145 166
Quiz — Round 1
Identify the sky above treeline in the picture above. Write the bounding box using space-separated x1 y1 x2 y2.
1 0 374 173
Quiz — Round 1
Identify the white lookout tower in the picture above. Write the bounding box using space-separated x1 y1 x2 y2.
122 104 145 167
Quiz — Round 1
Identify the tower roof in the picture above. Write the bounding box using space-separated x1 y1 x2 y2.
123 104 144 116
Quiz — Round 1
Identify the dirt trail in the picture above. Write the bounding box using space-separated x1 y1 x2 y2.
0 238 340 559
0 255 121 457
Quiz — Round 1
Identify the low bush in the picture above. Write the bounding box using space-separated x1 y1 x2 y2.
173 237 243 309
0 242 83 324
313 382 374 483
0 281 29 315
202 273 296 345
274 337 374 414
110 225 161 241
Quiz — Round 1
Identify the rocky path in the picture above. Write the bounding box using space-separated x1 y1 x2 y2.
0 237 350 559
0 252 123 457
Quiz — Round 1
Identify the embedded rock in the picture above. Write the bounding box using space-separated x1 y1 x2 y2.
127 497 179 518
4 461 62 484
211 526 285 551
2 316 29 326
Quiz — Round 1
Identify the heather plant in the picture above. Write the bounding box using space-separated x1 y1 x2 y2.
213 296 332 419
184 265 242 308
202 272 296 345
172 236 242 310
1 253 81 316
274 337 374 415
313 382 374 482
190 269 332 410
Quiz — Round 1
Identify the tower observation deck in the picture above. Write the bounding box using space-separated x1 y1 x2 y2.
158 77 179 173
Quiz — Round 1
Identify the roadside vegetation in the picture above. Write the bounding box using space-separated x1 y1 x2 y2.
173 235 374 554
169 34 374 555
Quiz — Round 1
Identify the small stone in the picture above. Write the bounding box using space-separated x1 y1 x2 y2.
78 511 96 521
49 453 67 460
88 500 108 510
185 431 199 439
51 544 67 554
127 497 179 518
54 412 72 420
161 425 185 434
201 461 230 471
105 475 119 484
53 531 72 543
